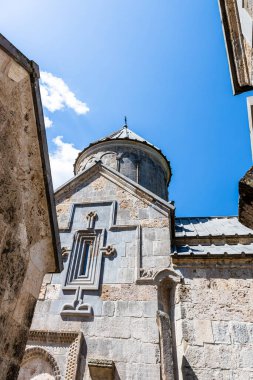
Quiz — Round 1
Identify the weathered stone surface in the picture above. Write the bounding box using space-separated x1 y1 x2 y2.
239 347 253 368
232 322 250 344
212 321 231 344
22 110 253 380
239 166 253 229
194 320 214 346
219 0 253 93
0 37 61 380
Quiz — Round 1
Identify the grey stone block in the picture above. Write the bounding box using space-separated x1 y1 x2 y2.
143 301 157 318
130 318 159 344
239 348 253 368
51 273 62 285
204 344 220 369
155 228 170 241
185 345 205 368
219 345 237 370
247 323 253 343
231 322 249 344
102 301 115 317
128 301 143 317
139 342 160 364
115 301 129 317
153 240 170 255
212 321 231 344
109 317 131 339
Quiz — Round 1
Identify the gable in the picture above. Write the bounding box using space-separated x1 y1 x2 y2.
55 162 174 231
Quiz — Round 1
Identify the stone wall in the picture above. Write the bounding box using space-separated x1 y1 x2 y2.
239 166 253 229
24 167 173 379
173 261 253 379
0 39 61 380
219 0 253 93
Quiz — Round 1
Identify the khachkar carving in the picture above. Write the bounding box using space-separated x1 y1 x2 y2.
61 287 93 317
64 227 117 291
64 229 104 290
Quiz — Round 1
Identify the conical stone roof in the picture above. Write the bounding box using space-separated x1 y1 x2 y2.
80 124 168 163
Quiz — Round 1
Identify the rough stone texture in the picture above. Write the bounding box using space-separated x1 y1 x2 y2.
173 264 253 379
21 132 173 379
219 0 253 93
24 125 253 379
239 165 253 229
0 39 61 380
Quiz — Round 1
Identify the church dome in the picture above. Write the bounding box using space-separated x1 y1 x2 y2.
74 124 171 200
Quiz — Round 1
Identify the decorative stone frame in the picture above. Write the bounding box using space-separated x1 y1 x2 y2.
156 269 182 380
20 347 61 380
64 229 105 290
25 330 83 380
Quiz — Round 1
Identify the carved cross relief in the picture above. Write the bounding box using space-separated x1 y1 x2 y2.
61 206 117 318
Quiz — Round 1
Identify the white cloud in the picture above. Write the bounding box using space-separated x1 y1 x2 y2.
49 136 80 188
44 116 53 128
40 71 90 114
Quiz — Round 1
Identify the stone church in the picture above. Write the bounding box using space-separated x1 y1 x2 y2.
19 125 253 379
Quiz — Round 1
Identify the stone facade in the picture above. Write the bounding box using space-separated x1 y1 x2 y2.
21 127 253 379
239 165 253 228
218 2 253 231
219 0 253 93
0 35 62 380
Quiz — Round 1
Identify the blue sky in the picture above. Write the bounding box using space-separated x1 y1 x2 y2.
1 0 252 216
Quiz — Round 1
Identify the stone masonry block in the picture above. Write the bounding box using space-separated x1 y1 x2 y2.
182 320 195 343
131 318 148 341
153 256 170 268
212 321 231 344
90 297 103 317
153 240 170 255
219 345 238 370
143 301 157 318
131 318 159 343
239 348 253 368
85 337 113 359
109 317 131 339
184 345 205 368
194 320 214 346
154 228 170 241
127 363 160 380
115 338 141 363
193 369 223 380
102 301 115 317
128 301 143 317
139 342 160 364
118 268 134 283
204 344 220 369
115 301 129 317
231 322 249 344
